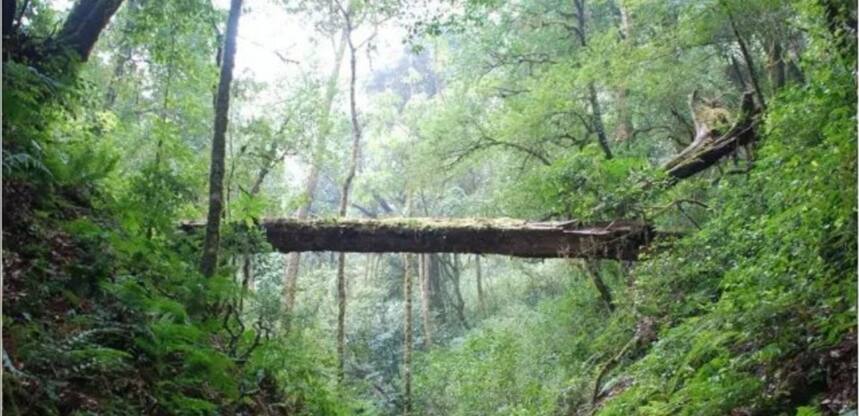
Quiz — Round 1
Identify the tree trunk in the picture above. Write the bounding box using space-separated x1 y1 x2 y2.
419 253 433 348
282 29 349 320
336 13 361 382
199 0 242 278
429 254 446 323
613 0 634 144
767 40 786 90
726 10 766 109
583 260 615 312
58 0 125 62
402 253 414 416
238 255 252 314
475 254 485 316
572 0 613 159
588 82 613 159
728 52 750 91
449 254 469 330
335 252 347 379
617 1 632 40
103 0 137 107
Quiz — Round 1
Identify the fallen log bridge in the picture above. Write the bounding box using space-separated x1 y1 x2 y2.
182 218 659 260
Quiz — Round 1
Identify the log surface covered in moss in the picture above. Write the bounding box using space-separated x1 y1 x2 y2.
183 218 656 260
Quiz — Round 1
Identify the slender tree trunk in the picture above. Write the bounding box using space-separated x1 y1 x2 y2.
336 15 361 382
475 254 485 316
238 255 252 314
588 83 613 159
613 0 634 144
335 253 347 380
429 254 446 323
572 0 613 159
402 253 414 416
617 1 632 41
282 169 318 313
364 252 373 281
728 52 750 91
199 0 242 278
105 47 130 106
144 34 176 241
283 29 349 320
584 260 615 312
450 254 469 330
767 40 786 90
726 10 766 109
104 0 136 107
419 253 433 347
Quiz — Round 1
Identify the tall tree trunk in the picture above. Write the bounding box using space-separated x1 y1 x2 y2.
419 253 433 348
475 254 485 316
449 254 469 330
429 254 446 323
402 253 414 416
336 14 361 382
335 254 347 382
199 0 242 278
588 82 613 159
617 1 632 41
767 40 786 90
588 83 613 159
283 29 349 321
103 0 137 107
613 0 634 144
728 52 750 91
238 254 252 314
726 10 766 109
584 260 615 312
145 35 175 240
572 0 613 159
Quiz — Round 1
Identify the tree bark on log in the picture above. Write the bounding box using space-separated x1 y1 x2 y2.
181 218 656 260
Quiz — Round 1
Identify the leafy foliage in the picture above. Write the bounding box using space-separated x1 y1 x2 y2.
2 0 855 415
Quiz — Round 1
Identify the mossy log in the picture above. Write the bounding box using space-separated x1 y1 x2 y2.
181 218 657 260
